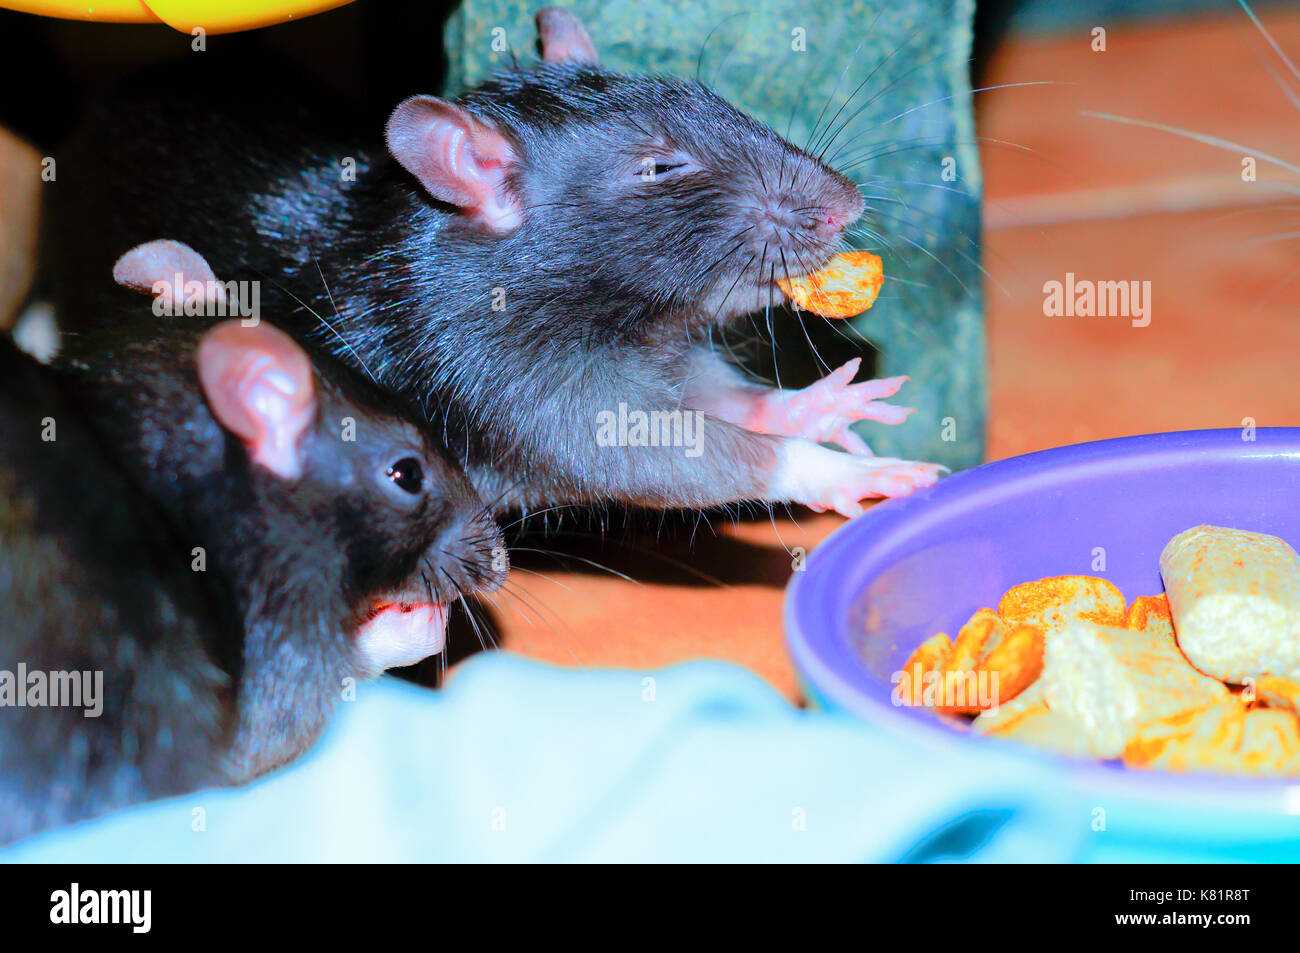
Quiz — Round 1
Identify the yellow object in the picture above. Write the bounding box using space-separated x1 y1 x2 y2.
998 574 1127 631
777 251 884 319
1124 704 1300 778
1124 593 1174 640
984 702 1109 760
903 525 1300 778
945 608 1004 673
1 0 352 33
1041 621 1229 758
902 607 1042 715
1160 524 1300 682
967 623 1045 713
896 632 950 708
971 680 1044 734
1254 676 1300 714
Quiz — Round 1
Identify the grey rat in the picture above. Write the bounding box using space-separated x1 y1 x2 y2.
44 6 942 520
1 240 504 844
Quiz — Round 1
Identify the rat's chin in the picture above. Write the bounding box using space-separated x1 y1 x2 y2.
696 278 792 326
354 599 450 675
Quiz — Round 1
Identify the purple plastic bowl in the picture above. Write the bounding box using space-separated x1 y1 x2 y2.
785 428 1300 841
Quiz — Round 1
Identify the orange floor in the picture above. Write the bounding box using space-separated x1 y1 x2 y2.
490 8 1300 701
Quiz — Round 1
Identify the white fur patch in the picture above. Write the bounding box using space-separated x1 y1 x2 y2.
355 602 449 675
12 300 59 364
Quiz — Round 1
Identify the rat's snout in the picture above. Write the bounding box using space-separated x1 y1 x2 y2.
796 166 865 239
818 173 866 233
742 150 865 267
352 508 504 678
432 508 508 598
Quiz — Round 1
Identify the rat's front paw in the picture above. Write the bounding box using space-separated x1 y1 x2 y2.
814 458 945 518
772 439 944 518
747 358 913 454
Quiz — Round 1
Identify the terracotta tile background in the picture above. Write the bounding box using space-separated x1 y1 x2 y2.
3 7 1299 702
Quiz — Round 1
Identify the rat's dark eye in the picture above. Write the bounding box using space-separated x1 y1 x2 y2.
385 457 424 495
636 158 689 181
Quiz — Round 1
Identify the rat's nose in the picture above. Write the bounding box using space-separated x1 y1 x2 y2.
743 151 866 262
436 510 507 596
800 206 858 240
777 157 864 241
819 174 865 234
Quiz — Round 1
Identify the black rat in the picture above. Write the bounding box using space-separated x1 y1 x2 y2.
44 6 942 519
0 240 504 844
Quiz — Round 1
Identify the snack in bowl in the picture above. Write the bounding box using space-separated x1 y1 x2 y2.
897 608 1043 715
1039 621 1228 758
896 525 1300 778
1123 704 1300 778
1159 525 1300 682
777 251 884 318
1125 593 1174 638
1254 676 1300 714
971 680 1045 733
997 575 1127 631
982 700 1108 760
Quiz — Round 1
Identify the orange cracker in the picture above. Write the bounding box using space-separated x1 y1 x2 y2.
777 251 884 319
946 608 1006 672
974 623 1045 707
997 575 1127 631
898 633 951 708
1125 594 1175 641
937 623 1043 715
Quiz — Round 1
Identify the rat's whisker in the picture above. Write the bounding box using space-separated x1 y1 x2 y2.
695 11 750 82
815 38 950 162
1082 111 1300 178
1237 0 1300 98
799 7 890 157
251 267 382 386
805 18 925 158
827 81 1067 164
837 135 1038 174
507 546 640 585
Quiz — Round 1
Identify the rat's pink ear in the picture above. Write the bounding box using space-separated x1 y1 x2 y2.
385 96 522 234
113 239 223 310
536 6 598 64
196 321 316 481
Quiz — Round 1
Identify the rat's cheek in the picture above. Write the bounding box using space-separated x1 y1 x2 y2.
354 602 448 675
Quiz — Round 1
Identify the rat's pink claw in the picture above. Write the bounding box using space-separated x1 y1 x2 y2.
773 440 945 518
746 359 913 454
830 458 943 513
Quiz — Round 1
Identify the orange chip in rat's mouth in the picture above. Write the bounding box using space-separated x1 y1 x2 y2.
777 251 884 319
